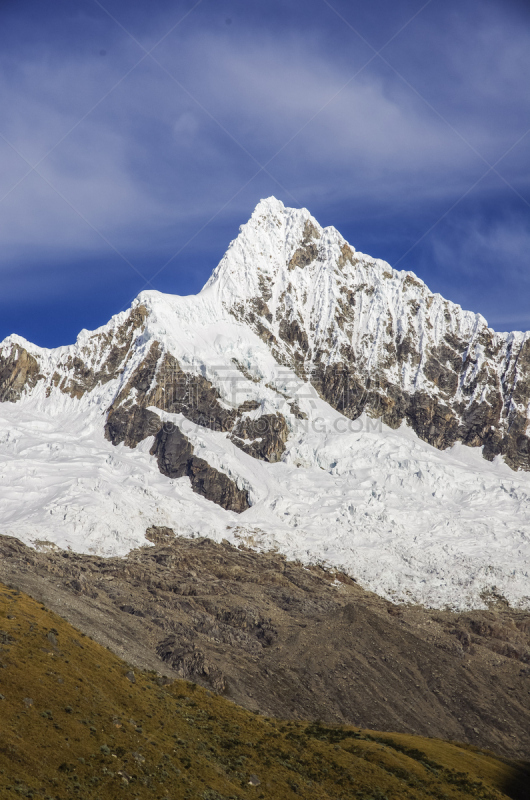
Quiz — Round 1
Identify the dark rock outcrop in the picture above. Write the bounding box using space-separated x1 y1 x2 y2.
156 639 226 692
105 405 162 448
105 345 290 491
108 339 163 413
148 352 237 432
150 426 250 513
230 413 289 462
0 343 42 402
288 220 321 270
105 400 250 514
52 305 149 400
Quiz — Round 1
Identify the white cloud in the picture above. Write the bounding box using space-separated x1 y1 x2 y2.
0 3 528 309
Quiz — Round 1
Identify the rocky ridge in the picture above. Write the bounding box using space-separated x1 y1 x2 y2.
3 579 528 800
0 531 529 761
2 197 530 479
206 198 530 470
1 198 530 609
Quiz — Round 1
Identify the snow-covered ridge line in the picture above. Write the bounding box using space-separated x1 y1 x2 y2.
1 196 530 471
202 197 530 472
1 197 529 610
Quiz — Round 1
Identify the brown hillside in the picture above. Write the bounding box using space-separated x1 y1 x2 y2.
1 581 529 800
1 532 529 763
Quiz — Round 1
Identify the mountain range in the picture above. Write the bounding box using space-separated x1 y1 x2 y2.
1 196 529 610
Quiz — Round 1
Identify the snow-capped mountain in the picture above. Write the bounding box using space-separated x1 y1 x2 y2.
1 197 529 610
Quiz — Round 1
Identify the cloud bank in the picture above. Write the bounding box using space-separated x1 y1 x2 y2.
0 0 528 343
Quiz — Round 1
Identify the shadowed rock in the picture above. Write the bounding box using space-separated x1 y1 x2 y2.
0 344 42 402
230 413 289 462
105 405 162 448
105 406 250 513
150 425 250 513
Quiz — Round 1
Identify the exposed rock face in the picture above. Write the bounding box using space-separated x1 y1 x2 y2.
149 425 195 475
150 426 250 513
50 305 150 400
103 340 277 511
108 345 240 434
0 343 42 402
288 219 321 270
107 344 290 456
146 351 237 432
4 199 529 473
105 404 162 448
105 406 250 513
230 412 289 462
69 305 149 396
205 198 530 471
157 638 227 692
103 342 291 508
1 532 529 761
0 306 149 403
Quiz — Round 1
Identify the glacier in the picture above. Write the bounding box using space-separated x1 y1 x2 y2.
0 197 529 610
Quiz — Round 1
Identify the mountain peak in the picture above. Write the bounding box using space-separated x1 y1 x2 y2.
2 199 530 610
202 197 330 303
250 195 287 217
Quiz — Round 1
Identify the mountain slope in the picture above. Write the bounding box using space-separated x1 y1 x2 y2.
0 198 529 610
206 197 530 469
1 532 529 761
1 581 529 800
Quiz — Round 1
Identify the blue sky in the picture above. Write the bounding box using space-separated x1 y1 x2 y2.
1 0 529 346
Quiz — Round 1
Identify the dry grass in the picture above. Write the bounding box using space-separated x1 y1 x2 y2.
0 582 528 800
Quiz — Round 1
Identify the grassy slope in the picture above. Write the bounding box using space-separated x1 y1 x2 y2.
0 582 528 800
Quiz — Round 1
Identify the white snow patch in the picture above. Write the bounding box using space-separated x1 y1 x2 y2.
1 197 529 610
